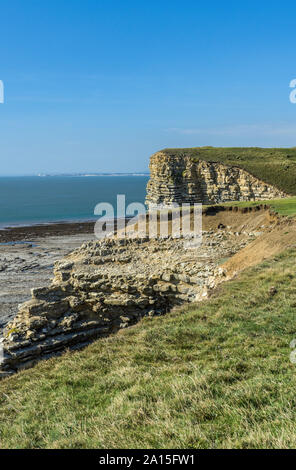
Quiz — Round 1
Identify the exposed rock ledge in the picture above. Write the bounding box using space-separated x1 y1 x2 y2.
146 152 286 207
0 207 275 376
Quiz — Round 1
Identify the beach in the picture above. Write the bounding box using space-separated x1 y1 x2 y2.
0 222 96 333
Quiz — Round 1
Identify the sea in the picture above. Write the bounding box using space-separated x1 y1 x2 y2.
0 175 150 228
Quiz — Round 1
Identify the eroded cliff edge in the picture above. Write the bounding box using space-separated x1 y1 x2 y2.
146 151 286 207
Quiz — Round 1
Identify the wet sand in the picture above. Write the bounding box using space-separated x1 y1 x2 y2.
0 222 97 333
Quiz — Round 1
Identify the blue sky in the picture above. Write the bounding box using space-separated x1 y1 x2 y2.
0 0 296 175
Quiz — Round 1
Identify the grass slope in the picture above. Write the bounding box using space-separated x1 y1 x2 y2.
213 196 296 216
162 147 296 196
1 249 296 448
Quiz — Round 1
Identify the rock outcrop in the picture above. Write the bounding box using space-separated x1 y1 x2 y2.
146 152 286 208
1 208 271 376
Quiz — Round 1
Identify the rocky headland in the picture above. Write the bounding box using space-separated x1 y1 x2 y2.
146 151 286 208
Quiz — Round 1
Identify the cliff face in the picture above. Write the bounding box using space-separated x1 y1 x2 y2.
146 152 286 207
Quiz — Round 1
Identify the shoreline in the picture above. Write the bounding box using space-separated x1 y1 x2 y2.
0 217 98 230
0 220 96 243
0 230 96 333
0 217 134 244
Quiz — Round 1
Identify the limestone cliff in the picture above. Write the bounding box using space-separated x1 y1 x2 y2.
146 151 286 208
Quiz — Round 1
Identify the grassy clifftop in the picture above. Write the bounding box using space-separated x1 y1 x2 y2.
1 246 296 448
161 147 296 195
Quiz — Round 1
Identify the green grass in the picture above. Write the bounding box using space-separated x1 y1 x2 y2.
212 196 296 216
1 249 296 448
162 147 296 195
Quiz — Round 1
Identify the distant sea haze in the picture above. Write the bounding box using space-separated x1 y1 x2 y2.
36 172 149 177
0 175 149 228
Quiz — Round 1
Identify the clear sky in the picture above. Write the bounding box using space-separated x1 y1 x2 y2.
0 0 296 175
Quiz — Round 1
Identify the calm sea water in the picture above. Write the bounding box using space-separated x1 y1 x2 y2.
0 176 149 227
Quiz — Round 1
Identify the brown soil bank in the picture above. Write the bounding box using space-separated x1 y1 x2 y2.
201 204 277 232
199 204 296 280
222 217 296 278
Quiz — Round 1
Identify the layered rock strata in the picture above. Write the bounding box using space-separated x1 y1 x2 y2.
146 152 286 207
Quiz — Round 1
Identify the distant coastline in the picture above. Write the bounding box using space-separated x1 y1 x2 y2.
37 172 150 177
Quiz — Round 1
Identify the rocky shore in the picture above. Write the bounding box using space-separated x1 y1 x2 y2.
0 223 96 334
